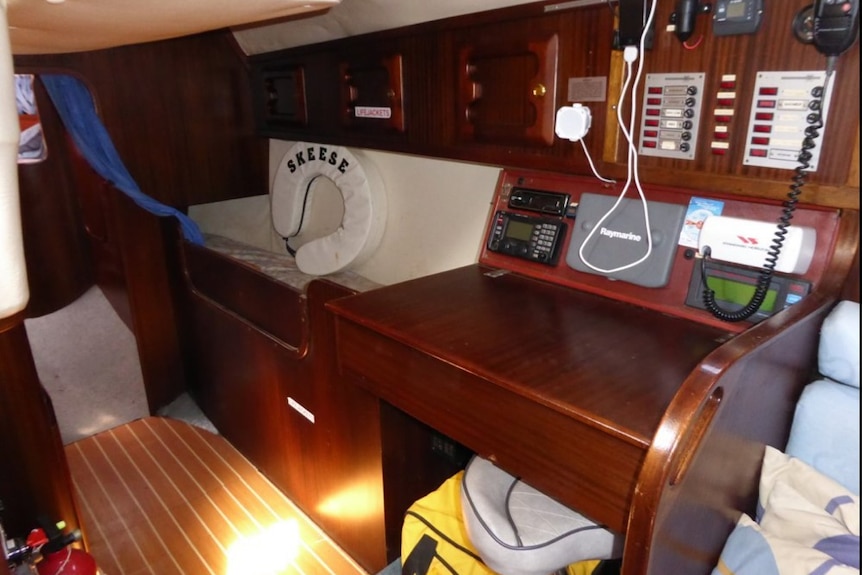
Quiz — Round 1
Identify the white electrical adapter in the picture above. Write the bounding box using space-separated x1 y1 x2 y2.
555 104 591 142
698 215 817 275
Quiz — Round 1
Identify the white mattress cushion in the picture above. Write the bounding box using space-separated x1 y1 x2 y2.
817 300 859 388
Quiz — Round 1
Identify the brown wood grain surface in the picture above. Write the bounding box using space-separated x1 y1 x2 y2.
66 417 368 575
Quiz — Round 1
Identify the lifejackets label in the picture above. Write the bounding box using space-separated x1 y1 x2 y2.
355 106 392 119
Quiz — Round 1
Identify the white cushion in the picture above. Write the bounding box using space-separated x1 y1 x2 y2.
817 300 860 389
460 456 622 575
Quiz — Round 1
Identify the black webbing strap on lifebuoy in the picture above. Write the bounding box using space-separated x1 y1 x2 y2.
283 175 320 257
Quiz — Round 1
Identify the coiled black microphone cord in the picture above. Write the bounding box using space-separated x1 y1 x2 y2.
700 74 828 322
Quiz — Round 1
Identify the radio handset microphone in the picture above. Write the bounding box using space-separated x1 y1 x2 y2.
812 0 860 57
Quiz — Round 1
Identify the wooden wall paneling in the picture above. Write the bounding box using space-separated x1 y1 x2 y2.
14 30 274 414
248 1 858 211
402 31 451 151
0 315 81 544
842 237 860 302
16 77 93 318
15 30 270 209
109 192 188 413
65 147 133 329
602 0 860 208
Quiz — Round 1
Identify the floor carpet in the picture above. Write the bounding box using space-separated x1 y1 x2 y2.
25 285 149 444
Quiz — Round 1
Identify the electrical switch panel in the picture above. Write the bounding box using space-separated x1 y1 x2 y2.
638 73 706 160
743 70 832 171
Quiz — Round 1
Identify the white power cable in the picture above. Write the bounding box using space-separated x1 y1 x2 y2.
579 139 616 184
578 0 658 275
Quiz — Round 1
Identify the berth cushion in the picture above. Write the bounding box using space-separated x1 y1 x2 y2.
203 233 380 293
784 300 860 495
816 300 859 389
784 380 859 495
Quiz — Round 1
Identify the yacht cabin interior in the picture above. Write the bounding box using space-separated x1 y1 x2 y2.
1 0 859 574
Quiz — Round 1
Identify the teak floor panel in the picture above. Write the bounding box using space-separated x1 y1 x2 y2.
66 417 368 575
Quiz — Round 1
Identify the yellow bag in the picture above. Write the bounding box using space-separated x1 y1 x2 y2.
401 471 603 575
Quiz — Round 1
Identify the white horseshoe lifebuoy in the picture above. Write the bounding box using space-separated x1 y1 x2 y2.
271 142 387 276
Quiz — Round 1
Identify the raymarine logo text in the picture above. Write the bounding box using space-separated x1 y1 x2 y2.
600 227 642 242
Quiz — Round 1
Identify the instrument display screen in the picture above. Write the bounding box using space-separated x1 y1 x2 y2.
685 260 811 323
705 275 778 312
504 220 534 242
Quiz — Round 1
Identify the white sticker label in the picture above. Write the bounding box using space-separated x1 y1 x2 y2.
355 106 392 119
287 397 315 424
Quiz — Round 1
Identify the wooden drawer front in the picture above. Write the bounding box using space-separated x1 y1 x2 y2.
183 242 307 354
336 319 645 534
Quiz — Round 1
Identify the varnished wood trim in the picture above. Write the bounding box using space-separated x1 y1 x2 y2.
0 311 25 333
848 126 860 189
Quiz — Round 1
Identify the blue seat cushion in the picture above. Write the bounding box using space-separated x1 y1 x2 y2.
785 379 859 495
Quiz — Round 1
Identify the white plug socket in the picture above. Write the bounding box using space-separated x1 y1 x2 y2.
555 104 591 142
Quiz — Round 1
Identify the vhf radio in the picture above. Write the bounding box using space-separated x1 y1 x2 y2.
486 188 568 265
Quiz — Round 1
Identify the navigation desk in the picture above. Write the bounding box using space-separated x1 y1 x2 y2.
328 263 834 575
328 168 852 574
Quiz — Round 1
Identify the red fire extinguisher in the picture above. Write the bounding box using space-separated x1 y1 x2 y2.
23 520 98 575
